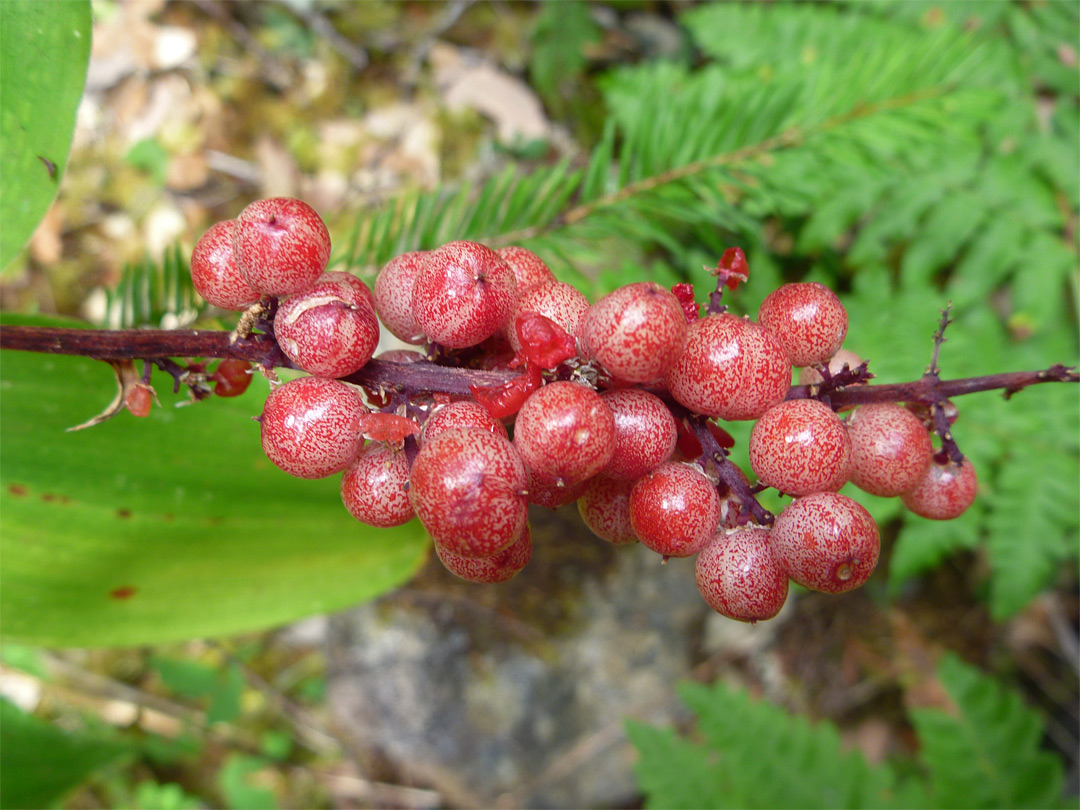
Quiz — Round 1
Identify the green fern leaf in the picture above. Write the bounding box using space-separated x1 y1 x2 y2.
625 720 728 810
100 244 201 329
910 653 1066 809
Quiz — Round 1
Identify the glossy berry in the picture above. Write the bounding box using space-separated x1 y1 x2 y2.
666 314 792 421
412 241 517 348
799 348 864 386
582 282 687 383
234 197 331 297
758 282 848 367
577 477 637 545
212 359 253 397
695 527 789 622
513 381 615 486
770 492 879 594
275 272 380 378
901 457 978 520
373 251 428 344
341 444 413 527
507 281 590 354
260 376 365 479
629 462 721 558
190 220 261 311
749 399 852 496
846 403 933 497
422 400 508 442
496 246 555 293
601 388 677 480
408 426 528 558
435 524 532 583
525 465 589 509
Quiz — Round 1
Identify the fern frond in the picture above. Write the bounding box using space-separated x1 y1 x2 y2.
100 245 201 329
910 653 1067 809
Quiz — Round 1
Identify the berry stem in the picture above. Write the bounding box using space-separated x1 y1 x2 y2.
1 324 1076 408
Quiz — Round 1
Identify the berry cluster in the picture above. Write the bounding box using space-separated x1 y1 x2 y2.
190 198 980 621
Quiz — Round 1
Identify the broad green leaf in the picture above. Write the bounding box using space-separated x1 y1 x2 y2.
150 657 245 725
0 0 91 270
0 315 430 646
910 653 1066 809
0 697 130 809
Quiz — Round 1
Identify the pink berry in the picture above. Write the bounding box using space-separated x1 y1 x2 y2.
629 462 721 558
513 381 615 486
408 426 528 558
666 313 792 421
695 527 789 622
582 282 687 383
758 282 848 367
190 220 261 310
846 404 933 497
496 246 555 293
411 241 517 348
341 444 413 527
375 349 425 363
435 524 532 583
373 251 428 344
234 197 331 297
275 272 380 378
422 400 508 442
524 464 589 509
577 477 637 544
770 492 880 593
260 376 365 479
601 389 677 480
749 399 852 496
901 457 978 520
799 348 864 385
506 282 590 353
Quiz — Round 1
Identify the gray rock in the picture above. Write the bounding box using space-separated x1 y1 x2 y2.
327 506 710 808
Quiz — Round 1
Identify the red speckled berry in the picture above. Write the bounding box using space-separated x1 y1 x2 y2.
435 524 532 583
275 272 380 378
582 282 688 383
234 197 331 297
749 399 852 496
125 384 154 417
629 462 721 558
496 246 555 293
695 526 789 622
373 251 428 344
513 381 615 486
601 389 677 480
770 492 879 593
260 377 365 479
412 241 517 348
408 426 528 558
577 477 637 545
506 282 590 353
758 282 848 367
799 348 864 385
341 444 413 527
525 464 589 509
847 403 933 497
666 314 792 421
422 400 509 442
901 457 978 520
190 220 261 310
